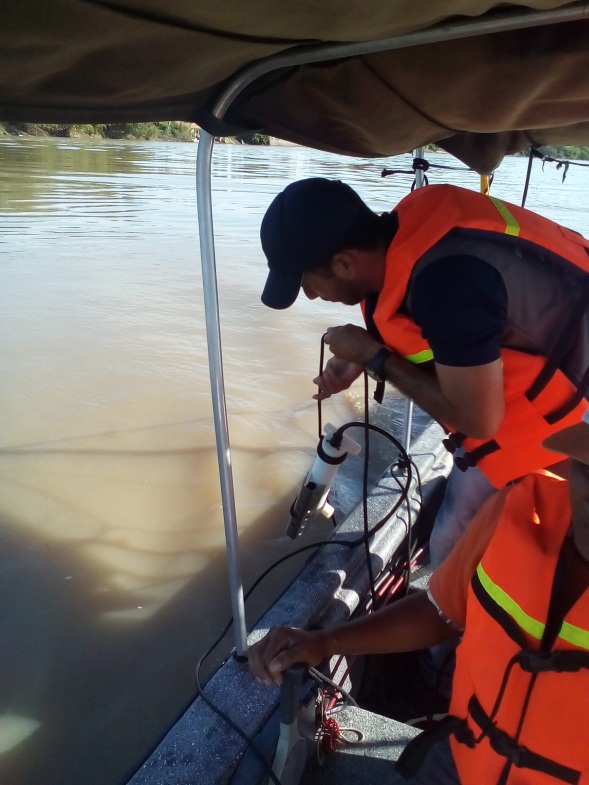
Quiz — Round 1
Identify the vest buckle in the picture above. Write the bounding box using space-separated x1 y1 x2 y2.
517 651 554 673
518 649 589 673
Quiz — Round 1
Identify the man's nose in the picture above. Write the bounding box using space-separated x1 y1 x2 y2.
302 282 318 300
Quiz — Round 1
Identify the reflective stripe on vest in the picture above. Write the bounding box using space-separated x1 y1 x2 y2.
406 348 434 364
449 473 589 785
475 562 589 649
487 195 521 236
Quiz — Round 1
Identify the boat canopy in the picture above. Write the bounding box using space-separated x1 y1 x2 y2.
1 1 589 172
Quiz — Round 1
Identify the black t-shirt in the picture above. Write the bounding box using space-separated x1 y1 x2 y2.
408 255 508 367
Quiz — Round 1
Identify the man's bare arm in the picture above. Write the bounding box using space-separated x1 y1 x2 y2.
248 589 459 685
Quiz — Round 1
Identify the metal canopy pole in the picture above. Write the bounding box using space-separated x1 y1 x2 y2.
212 3 588 116
195 1 588 655
400 148 427 453
196 133 247 655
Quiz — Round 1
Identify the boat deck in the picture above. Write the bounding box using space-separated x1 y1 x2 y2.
297 568 448 785
128 424 453 785
300 706 419 785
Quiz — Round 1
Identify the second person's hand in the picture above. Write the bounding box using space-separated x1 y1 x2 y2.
248 627 327 686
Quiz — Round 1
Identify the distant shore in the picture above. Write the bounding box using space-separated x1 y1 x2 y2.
0 121 277 145
1 122 587 160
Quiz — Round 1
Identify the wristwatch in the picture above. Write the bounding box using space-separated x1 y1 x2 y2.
363 347 393 383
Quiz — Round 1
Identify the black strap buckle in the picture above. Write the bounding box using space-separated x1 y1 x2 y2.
454 440 500 472
518 649 589 674
396 715 472 778
488 725 526 766
468 695 582 784
442 432 466 454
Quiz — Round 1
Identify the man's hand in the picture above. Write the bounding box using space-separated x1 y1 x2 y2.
312 324 383 400
248 592 460 688
313 357 363 400
321 325 504 438
248 627 326 686
323 324 382 366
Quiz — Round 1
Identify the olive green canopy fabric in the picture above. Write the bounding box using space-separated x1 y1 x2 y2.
1 0 589 171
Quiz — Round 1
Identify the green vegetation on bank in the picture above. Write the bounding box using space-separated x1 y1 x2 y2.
1 123 588 159
0 121 271 145
526 145 589 161
425 142 589 161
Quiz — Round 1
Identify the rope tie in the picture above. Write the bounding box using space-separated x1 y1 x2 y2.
314 689 364 763
317 716 364 757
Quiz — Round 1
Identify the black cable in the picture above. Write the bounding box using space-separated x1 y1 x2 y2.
201 429 415 668
317 334 327 439
194 361 418 781
521 145 535 207
194 662 284 785
530 146 589 173
386 464 414 594
333 420 415 543
381 159 472 179
193 488 417 780
194 426 414 675
192 535 376 784
191 532 384 784
362 374 378 607
308 666 359 708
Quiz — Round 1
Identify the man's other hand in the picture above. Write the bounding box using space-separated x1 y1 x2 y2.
248 627 326 686
313 357 363 400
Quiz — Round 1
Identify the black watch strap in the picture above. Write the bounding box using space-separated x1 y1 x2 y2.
364 347 392 383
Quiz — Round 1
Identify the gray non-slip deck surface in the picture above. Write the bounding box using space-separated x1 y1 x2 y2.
128 423 451 785
300 706 420 785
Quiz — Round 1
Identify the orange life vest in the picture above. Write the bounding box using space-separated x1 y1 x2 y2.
363 184 589 487
449 471 589 785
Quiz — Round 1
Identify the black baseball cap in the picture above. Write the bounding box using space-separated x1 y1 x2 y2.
260 178 373 309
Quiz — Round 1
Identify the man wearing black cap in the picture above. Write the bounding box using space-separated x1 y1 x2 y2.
260 178 589 565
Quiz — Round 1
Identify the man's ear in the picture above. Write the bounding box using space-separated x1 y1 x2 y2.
331 250 358 280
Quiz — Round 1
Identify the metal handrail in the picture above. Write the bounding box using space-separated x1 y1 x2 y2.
211 3 588 117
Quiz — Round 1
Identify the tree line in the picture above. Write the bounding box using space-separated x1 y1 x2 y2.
1 122 588 160
0 121 271 145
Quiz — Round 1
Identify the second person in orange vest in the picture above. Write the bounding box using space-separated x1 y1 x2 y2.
248 412 589 785
260 178 589 564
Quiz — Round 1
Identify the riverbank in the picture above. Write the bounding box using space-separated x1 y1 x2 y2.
3 121 589 165
0 121 274 145
2 122 587 159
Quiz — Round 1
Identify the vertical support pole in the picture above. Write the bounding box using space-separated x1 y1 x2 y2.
401 395 414 455
196 131 248 656
521 148 534 207
400 149 429 452
480 174 491 195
